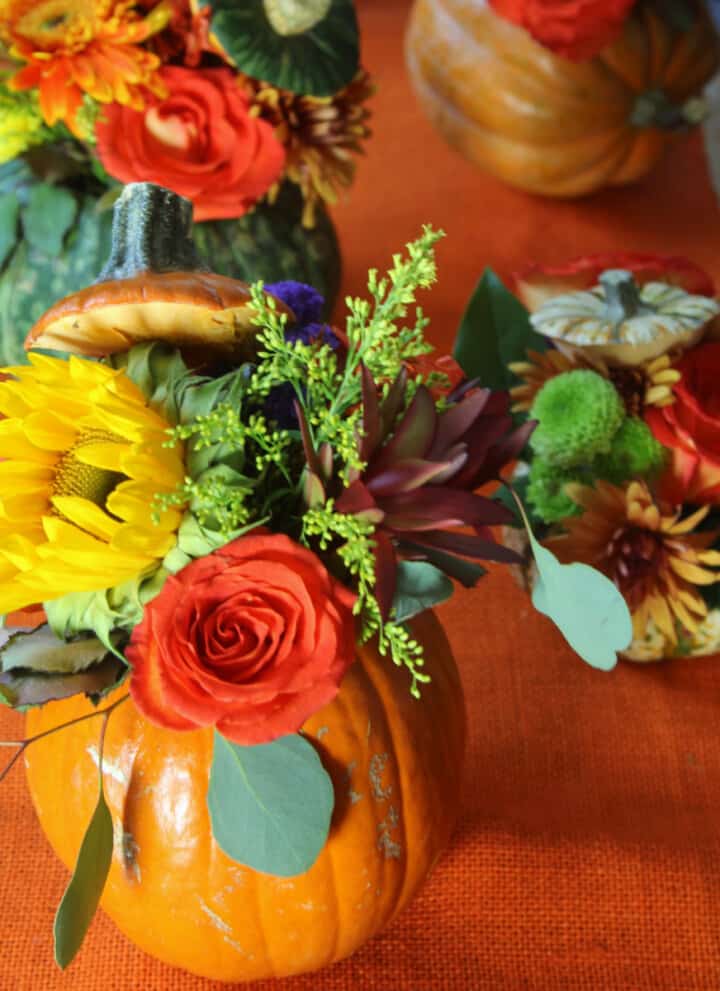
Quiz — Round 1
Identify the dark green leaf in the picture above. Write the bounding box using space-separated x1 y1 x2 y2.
54 789 114 969
21 183 77 256
0 624 115 674
200 0 359 96
208 731 334 877
453 268 547 391
0 655 125 710
400 542 487 587
0 194 19 269
393 560 453 622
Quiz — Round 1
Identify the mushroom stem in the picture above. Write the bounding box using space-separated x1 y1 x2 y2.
95 182 208 284
599 269 653 338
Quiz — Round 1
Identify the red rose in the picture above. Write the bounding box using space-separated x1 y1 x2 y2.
490 0 640 61
514 253 716 312
95 66 285 221
646 342 720 505
127 533 357 744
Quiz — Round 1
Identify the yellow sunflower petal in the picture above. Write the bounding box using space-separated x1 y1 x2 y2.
51 495 121 542
668 557 719 585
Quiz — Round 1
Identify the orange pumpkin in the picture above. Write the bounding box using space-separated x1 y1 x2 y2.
405 0 720 197
25 610 465 982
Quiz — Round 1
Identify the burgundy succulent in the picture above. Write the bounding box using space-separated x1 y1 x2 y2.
330 366 535 618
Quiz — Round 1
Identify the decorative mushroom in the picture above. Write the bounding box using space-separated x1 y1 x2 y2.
25 183 286 360
530 269 720 366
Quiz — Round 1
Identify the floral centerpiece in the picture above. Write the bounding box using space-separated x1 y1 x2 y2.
0 183 631 981
482 251 720 662
0 0 372 363
405 0 719 197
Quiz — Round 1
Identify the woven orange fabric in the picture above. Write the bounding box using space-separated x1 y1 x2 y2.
2 2 720 989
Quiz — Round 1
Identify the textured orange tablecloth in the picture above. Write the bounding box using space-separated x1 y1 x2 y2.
3 3 720 989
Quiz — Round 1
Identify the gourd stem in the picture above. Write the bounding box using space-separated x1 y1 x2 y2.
599 270 652 336
95 182 208 284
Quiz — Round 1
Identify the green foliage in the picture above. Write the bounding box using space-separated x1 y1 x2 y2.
208 730 334 876
509 488 633 670
0 193 19 267
392 561 454 623
453 268 547 389
200 0 359 97
301 502 430 696
594 417 667 485
526 458 584 525
54 733 114 968
529 369 624 468
22 183 78 256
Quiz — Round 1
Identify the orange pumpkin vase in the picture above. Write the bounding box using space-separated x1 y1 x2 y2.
405 0 720 197
24 610 466 982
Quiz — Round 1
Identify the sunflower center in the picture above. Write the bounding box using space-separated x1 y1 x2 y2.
608 366 647 417
52 429 126 508
606 524 666 604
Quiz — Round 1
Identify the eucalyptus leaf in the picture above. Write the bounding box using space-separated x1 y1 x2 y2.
508 489 632 669
54 789 114 969
393 560 453 623
400 541 487 588
22 183 77 256
0 193 19 269
201 0 359 96
453 269 547 391
208 731 334 877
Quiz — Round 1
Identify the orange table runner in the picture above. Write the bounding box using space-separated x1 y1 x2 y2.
3 2 720 988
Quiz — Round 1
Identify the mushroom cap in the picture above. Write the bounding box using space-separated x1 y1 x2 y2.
24 270 285 358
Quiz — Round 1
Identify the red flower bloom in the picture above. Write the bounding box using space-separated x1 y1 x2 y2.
95 65 286 221
489 0 635 61
514 252 716 312
127 532 357 745
646 342 720 505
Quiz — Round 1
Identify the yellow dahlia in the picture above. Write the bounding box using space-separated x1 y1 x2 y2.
244 69 373 227
551 479 720 646
0 0 170 136
0 353 185 614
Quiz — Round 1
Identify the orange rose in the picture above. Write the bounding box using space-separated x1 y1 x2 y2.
126 533 357 744
489 0 635 60
95 65 286 221
514 252 716 311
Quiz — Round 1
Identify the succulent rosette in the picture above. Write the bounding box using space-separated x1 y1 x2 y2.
497 252 720 662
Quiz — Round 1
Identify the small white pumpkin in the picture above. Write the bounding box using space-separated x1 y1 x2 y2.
530 269 720 366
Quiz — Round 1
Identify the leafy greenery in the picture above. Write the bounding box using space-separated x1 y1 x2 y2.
208 731 334 876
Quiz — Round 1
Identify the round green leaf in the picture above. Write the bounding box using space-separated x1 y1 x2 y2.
201 0 359 96
208 731 334 877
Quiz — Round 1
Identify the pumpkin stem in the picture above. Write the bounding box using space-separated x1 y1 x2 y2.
95 182 208 284
599 270 653 338
630 89 706 130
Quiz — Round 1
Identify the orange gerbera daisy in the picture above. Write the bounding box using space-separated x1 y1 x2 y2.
551 480 720 646
0 0 171 135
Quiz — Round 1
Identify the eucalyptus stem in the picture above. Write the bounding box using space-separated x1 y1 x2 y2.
0 693 130 785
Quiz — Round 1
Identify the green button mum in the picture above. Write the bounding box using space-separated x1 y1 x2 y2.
529 368 624 469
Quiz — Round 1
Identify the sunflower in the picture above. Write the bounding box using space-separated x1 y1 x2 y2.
244 69 373 227
0 353 185 614
551 479 720 646
0 0 170 135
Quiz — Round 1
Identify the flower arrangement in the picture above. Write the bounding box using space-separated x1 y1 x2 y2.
488 251 720 662
0 182 631 980
0 0 372 362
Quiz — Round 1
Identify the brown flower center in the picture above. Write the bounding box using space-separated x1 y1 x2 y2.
52 428 126 507
607 366 647 416
605 523 666 606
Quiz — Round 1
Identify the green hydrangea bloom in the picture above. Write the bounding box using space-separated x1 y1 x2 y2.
0 87 47 164
594 416 666 485
526 458 585 524
529 369 624 468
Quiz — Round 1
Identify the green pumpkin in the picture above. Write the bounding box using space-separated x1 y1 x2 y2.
0 165 340 366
